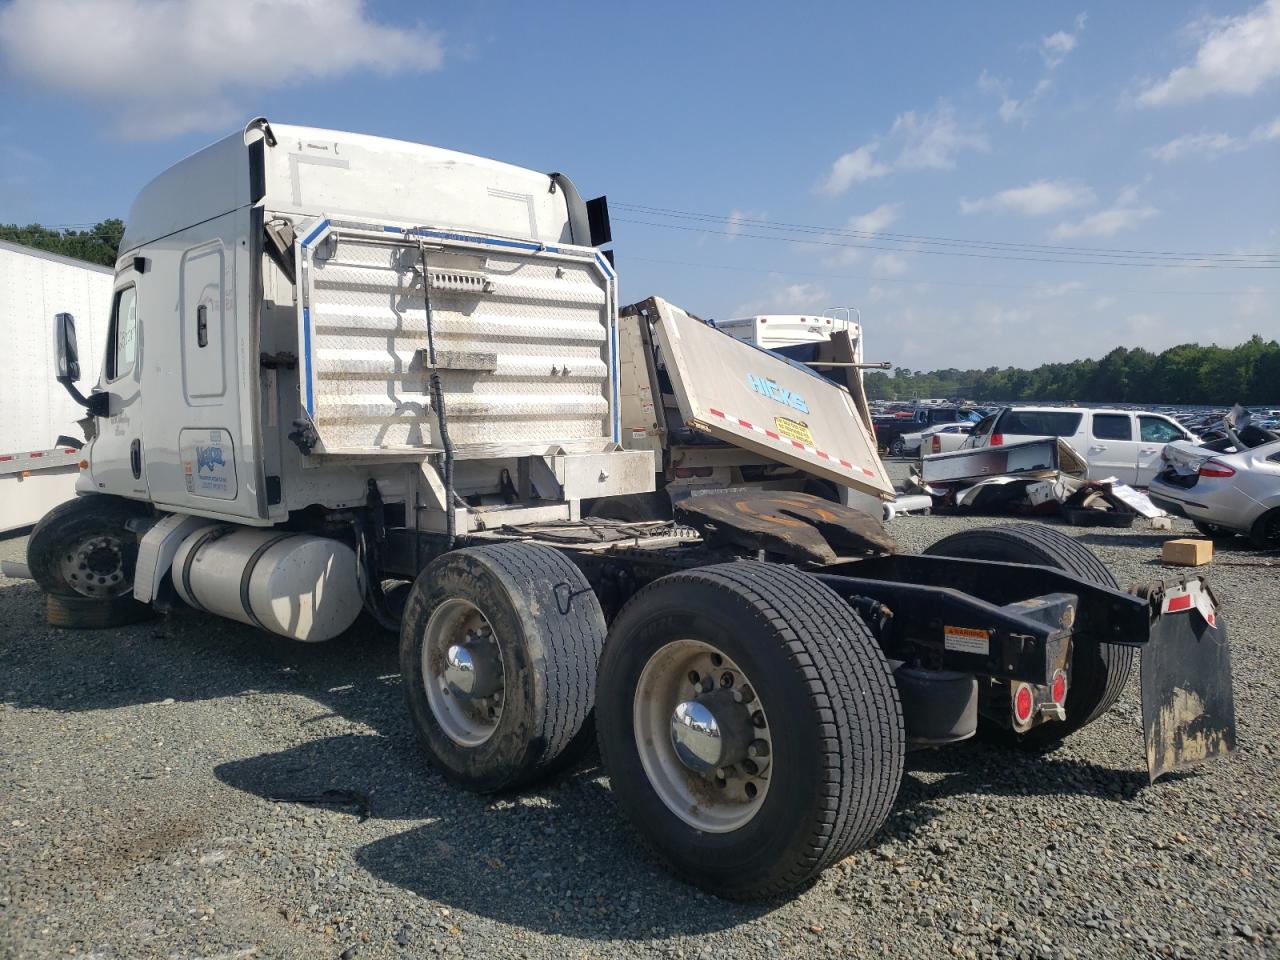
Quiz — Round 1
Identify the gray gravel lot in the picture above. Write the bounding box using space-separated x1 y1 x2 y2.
2 481 1278 959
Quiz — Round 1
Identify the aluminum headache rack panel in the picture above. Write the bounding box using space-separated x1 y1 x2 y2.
295 219 618 456
648 297 894 499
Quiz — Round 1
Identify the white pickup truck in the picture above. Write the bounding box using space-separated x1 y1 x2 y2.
963 406 1197 486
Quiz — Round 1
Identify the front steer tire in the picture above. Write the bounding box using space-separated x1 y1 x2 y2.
399 543 606 793
924 523 1135 747
27 494 153 628
596 561 904 901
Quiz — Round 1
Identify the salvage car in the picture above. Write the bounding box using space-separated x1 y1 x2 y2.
900 421 973 457
1148 440 1280 547
965 406 1197 487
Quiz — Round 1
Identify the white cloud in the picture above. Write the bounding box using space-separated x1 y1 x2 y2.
731 281 829 318
1035 280 1085 299
820 101 986 195
1041 13 1087 69
1252 116 1280 140
1138 0 1280 106
1149 131 1245 161
871 253 909 277
1149 116 1280 161
960 179 1095 217
1051 204 1158 239
1088 296 1116 312
848 203 902 236
725 209 766 240
0 0 445 138
820 145 890 194
892 103 989 171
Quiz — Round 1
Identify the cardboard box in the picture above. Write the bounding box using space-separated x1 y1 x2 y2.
1163 538 1213 566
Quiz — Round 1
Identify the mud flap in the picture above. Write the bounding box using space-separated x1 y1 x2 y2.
1140 600 1236 783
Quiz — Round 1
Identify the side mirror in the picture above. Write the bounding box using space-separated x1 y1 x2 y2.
54 311 109 417
55 312 80 383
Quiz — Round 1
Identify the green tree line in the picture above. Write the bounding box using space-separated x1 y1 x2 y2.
0 219 123 267
865 337 1280 406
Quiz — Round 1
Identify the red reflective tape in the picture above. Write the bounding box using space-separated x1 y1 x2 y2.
737 418 753 429
839 459 852 468
791 439 805 449
0 455 11 462
63 448 76 454
764 430 781 440
709 408 726 418
1167 593 1193 612
816 450 831 460
862 468 875 477
29 451 43 458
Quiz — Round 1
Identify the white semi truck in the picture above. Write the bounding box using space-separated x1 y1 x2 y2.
24 119 1235 900
0 240 113 533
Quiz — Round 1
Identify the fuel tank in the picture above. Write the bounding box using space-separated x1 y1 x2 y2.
171 526 362 642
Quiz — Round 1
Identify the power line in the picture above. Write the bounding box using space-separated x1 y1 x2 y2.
614 216 1280 270
612 201 1280 264
624 254 1279 297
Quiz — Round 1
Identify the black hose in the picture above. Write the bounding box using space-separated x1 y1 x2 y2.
419 244 456 549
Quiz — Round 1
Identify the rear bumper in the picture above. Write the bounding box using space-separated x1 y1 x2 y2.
1147 491 1190 518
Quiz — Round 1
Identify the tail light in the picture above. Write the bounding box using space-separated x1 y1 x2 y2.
1199 459 1236 478
931 435 941 454
1012 683 1034 725
990 433 1004 446
1051 670 1067 705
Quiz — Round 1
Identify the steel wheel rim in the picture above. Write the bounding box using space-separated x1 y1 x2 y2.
421 598 506 747
633 639 772 833
59 535 128 598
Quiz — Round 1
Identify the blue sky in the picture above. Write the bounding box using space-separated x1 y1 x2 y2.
1 0 1277 370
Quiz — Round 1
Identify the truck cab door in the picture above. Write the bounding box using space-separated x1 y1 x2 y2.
86 283 149 499
1085 413 1138 484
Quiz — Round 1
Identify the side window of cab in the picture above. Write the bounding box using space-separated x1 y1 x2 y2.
106 285 138 381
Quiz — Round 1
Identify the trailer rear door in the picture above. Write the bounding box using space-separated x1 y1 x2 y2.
646 298 892 499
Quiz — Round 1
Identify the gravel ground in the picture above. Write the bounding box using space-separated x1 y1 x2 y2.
2 475 1278 959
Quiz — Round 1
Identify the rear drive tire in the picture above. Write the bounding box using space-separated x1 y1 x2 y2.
596 561 903 900
924 523 1135 747
27 494 153 627
399 543 605 792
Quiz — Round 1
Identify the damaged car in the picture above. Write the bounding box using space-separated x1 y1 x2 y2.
1148 439 1280 548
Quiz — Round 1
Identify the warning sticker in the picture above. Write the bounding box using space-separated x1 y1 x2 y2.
944 626 990 656
773 416 815 446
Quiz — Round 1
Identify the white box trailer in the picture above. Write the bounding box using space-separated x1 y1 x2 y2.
18 119 1237 902
0 240 112 533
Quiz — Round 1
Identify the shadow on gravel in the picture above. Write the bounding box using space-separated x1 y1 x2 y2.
1 578 1169 940
894 738 1150 816
0 583 404 734
216 733 767 938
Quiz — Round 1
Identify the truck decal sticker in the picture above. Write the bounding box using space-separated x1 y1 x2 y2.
747 373 809 414
944 626 991 656
773 417 815 447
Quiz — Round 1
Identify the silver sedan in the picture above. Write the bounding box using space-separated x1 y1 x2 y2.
1148 440 1280 547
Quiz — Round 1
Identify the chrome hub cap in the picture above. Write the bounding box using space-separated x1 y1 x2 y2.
59 536 127 598
421 599 506 746
635 640 772 832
